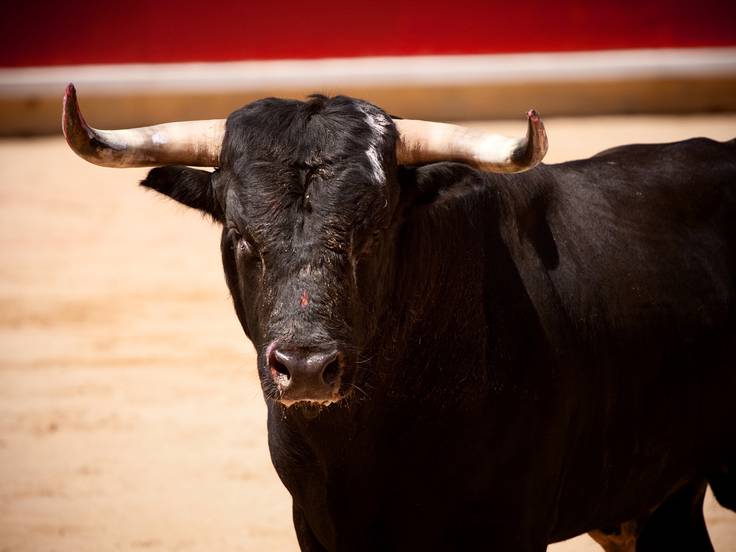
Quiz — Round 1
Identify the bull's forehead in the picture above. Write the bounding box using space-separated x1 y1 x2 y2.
222 96 397 243
226 159 390 254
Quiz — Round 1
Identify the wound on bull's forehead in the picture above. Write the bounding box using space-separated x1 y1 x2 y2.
299 289 309 308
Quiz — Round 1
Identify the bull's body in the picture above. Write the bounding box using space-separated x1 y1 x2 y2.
266 138 736 550
75 90 736 550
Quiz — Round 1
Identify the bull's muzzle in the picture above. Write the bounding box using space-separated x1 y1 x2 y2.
267 343 345 405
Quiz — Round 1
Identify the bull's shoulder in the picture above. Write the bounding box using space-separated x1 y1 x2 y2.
537 139 736 345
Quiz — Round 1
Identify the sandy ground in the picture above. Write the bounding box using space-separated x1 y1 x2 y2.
1 114 735 551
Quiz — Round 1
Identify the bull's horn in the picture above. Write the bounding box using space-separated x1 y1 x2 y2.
62 83 225 168
395 110 548 173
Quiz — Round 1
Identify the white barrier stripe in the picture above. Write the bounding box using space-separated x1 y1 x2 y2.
1 48 735 98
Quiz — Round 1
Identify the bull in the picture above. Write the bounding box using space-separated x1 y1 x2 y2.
63 83 735 551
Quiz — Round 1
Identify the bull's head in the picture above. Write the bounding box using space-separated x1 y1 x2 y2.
63 84 547 407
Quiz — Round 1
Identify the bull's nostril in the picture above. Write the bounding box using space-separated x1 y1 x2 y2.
270 349 292 381
322 358 342 386
272 358 290 379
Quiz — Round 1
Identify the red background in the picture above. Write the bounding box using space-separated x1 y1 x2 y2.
2 0 735 67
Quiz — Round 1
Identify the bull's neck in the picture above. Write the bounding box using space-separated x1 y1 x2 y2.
368 180 503 399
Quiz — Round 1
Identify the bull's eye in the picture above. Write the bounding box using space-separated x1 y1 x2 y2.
238 238 253 256
228 227 255 258
357 230 381 259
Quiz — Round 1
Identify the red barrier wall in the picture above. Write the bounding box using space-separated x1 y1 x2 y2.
3 0 735 67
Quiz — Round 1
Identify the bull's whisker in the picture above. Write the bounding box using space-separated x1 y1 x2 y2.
350 383 369 400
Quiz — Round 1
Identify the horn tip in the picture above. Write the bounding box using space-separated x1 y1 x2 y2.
62 83 80 142
504 108 548 172
61 82 104 165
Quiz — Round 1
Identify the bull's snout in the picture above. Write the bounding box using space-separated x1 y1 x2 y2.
268 345 344 404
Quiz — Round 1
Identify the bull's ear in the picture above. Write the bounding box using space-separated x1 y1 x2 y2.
398 163 483 209
140 166 223 222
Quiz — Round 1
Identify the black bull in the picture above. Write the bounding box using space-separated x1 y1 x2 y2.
136 96 736 551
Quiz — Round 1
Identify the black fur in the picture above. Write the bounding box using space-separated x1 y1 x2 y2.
141 95 736 551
